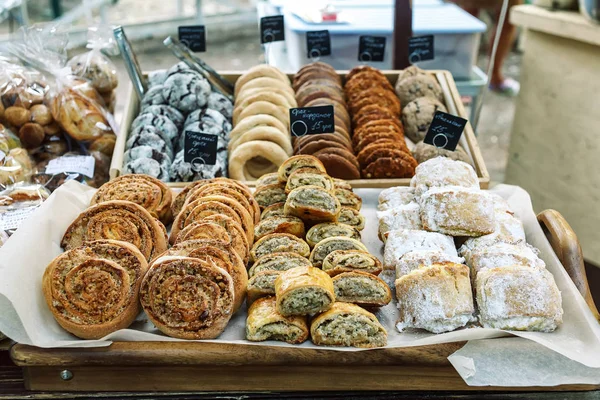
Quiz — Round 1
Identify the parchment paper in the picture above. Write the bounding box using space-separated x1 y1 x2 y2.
1 181 599 386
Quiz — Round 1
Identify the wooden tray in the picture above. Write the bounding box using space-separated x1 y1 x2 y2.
8 210 598 392
110 69 490 189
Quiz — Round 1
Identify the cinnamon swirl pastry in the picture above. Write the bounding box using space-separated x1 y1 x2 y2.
254 216 305 241
247 270 280 305
260 202 286 220
202 214 250 265
310 302 387 348
248 252 312 278
140 256 235 339
250 233 310 261
275 266 335 316
309 236 368 268
171 178 253 218
61 201 168 262
306 223 361 248
42 240 148 339
246 296 309 344
161 240 247 312
284 185 341 223
91 174 173 224
187 183 260 225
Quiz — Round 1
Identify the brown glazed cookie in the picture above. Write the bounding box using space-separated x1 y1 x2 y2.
315 152 361 180
353 124 405 147
355 118 404 135
345 75 394 94
294 133 352 152
334 125 352 142
361 148 417 170
305 98 351 130
313 146 360 171
296 86 345 107
293 71 342 92
296 78 344 95
345 65 388 81
334 115 351 133
357 141 410 166
362 157 416 179
298 139 351 155
355 131 405 153
353 105 401 128
349 90 401 116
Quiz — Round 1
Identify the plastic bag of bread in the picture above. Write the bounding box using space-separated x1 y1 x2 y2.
5 25 117 190
0 123 34 189
67 26 118 113
0 182 50 244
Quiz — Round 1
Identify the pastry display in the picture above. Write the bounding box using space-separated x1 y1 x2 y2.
90 174 173 224
344 66 417 179
61 200 168 261
229 65 294 181
310 302 387 348
291 62 360 180
332 271 391 307
395 262 475 333
246 296 309 344
42 240 148 339
128 62 233 182
140 256 235 339
274 265 335 316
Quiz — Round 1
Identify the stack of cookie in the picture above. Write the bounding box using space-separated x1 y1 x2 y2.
344 66 417 179
291 62 360 180
396 66 471 164
125 62 233 182
228 65 296 182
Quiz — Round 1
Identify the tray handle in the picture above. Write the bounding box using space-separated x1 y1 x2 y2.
537 209 600 321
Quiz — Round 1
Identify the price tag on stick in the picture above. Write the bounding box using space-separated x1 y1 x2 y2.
358 36 386 62
260 15 285 44
178 25 206 52
184 131 218 165
306 30 331 59
408 35 434 63
423 111 467 151
289 106 335 137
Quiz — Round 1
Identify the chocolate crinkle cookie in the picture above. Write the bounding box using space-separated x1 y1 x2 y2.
169 149 228 182
147 70 167 88
140 85 167 109
412 141 472 164
162 72 211 113
184 108 232 135
207 92 234 120
123 145 171 181
143 104 185 130
131 113 179 144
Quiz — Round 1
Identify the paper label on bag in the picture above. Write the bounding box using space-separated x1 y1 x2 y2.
0 206 38 231
45 156 95 178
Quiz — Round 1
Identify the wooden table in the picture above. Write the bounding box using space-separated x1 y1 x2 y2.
1 210 598 397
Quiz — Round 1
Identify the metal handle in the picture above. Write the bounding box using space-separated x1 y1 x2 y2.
538 209 600 321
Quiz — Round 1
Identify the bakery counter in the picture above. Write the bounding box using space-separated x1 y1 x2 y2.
505 4 600 265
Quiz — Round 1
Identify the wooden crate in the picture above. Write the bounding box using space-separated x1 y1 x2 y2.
110 70 490 189
8 210 599 392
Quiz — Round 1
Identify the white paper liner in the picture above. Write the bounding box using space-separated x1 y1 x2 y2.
0 181 599 386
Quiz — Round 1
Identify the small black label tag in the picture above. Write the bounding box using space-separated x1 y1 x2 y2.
358 36 386 62
306 30 331 59
184 131 218 165
424 111 467 151
408 35 434 63
260 15 285 44
289 106 335 136
178 25 206 52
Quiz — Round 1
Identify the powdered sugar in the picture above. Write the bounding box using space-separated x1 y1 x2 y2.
395 250 465 279
383 229 457 271
377 202 422 240
410 157 479 196
378 187 416 211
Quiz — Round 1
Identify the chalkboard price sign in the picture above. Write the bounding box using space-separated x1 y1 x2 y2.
178 25 206 52
306 30 331 59
184 131 218 165
289 106 335 137
358 36 386 62
423 111 467 151
408 35 434 63
260 16 285 44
